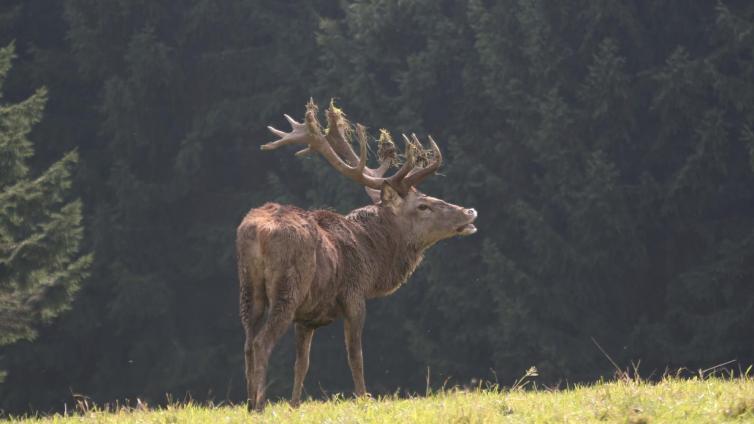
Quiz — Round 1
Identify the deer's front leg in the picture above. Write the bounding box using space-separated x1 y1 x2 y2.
343 299 367 397
291 323 314 407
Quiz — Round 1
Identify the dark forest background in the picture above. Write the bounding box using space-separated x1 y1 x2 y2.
1 0 753 414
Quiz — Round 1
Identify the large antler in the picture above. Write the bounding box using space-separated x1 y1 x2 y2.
261 100 442 196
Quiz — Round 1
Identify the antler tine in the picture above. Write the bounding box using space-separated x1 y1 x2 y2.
325 102 360 166
371 160 391 178
261 102 384 191
294 147 312 157
403 134 442 188
396 133 418 179
366 129 396 178
355 124 368 174
284 114 302 127
261 114 307 151
369 133 413 195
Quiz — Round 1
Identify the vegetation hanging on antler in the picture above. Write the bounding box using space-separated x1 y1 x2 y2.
263 100 442 196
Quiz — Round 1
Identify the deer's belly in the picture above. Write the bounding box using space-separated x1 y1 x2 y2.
294 297 343 328
294 308 341 328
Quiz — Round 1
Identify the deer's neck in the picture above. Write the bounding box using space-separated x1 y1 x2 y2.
346 206 426 298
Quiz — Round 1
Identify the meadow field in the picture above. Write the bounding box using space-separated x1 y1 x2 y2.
5 375 754 423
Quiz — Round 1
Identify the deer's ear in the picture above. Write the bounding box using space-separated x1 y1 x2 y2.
380 184 403 209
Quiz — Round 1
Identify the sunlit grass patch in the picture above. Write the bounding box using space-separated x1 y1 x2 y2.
4 375 754 423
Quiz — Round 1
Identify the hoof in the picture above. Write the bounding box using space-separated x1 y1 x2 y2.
253 400 266 412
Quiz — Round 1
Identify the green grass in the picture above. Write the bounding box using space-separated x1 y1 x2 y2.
6 377 754 423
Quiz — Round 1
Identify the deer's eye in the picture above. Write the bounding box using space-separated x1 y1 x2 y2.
418 204 431 211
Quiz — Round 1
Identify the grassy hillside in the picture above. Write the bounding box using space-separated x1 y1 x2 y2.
6 377 754 423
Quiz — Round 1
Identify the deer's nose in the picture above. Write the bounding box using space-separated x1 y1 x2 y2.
465 208 477 218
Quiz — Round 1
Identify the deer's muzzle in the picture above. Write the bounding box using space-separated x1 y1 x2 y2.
456 208 478 236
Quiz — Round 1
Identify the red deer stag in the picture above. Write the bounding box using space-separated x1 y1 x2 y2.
237 101 477 411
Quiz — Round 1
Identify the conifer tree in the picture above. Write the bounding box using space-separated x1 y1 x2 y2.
0 43 91 363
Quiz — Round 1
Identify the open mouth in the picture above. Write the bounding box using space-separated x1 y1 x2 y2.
456 223 477 236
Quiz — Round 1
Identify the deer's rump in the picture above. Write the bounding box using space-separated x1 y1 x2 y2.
237 203 345 327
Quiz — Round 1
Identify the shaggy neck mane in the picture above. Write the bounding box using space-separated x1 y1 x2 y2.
340 205 425 297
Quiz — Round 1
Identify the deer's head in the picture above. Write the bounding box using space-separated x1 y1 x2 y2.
262 100 478 247
379 186 477 247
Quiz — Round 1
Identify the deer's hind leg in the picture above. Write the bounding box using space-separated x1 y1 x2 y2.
251 270 302 410
291 323 315 407
240 262 266 412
